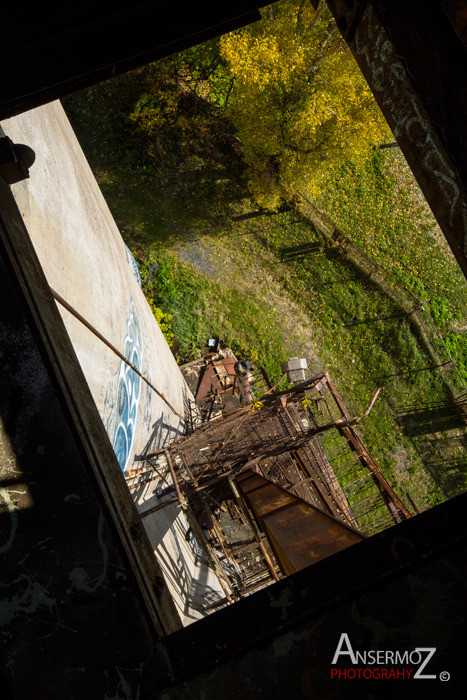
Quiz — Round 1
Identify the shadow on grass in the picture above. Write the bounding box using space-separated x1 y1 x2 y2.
231 205 291 221
396 403 464 437
99 162 247 246
413 433 467 499
279 241 323 261
393 405 467 499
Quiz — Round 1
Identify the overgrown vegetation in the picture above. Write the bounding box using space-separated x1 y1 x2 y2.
64 0 467 511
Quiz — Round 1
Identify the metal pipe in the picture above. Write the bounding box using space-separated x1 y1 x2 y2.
51 287 185 421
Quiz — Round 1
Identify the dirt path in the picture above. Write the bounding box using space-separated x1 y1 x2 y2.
174 234 324 372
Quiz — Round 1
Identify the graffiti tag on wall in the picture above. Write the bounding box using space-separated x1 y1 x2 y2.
111 301 143 473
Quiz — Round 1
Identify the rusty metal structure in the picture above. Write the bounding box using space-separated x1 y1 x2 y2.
130 351 413 607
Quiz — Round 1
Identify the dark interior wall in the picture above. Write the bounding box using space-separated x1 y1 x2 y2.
369 0 467 187
163 538 467 699
439 0 467 45
0 1 263 120
0 255 162 696
325 0 467 278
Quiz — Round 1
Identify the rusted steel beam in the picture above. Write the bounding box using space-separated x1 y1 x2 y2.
164 449 185 505
338 425 411 521
236 470 364 576
319 392 338 424
325 0 467 278
139 497 179 518
272 372 326 398
323 372 351 419
318 373 409 521
406 492 421 515
301 444 363 527
293 448 343 519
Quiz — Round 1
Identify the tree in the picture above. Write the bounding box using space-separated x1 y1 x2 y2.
128 41 234 165
220 0 391 208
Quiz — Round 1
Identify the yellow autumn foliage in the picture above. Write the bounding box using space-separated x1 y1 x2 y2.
220 0 390 207
148 299 174 346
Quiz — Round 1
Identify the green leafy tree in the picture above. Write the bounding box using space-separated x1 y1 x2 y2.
221 0 391 207
125 42 245 213
128 42 234 163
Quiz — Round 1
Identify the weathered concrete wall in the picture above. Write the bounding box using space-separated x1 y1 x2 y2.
3 101 189 473
1 102 223 625
135 479 225 625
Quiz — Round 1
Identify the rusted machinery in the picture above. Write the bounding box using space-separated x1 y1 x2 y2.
132 349 412 609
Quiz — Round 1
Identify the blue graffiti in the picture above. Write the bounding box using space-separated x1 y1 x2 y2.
111 302 143 472
125 246 142 287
